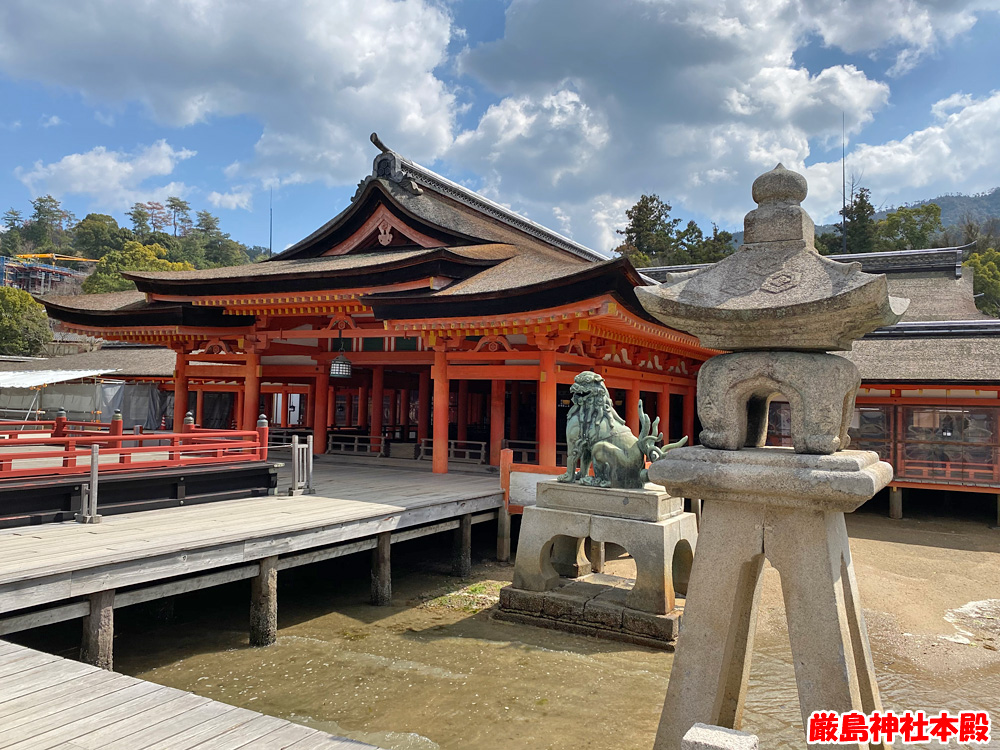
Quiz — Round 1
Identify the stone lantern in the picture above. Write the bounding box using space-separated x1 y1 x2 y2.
636 164 907 750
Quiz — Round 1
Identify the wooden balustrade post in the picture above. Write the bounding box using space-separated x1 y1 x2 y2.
257 414 269 461
53 407 67 438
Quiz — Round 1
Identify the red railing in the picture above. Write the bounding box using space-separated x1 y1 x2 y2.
0 416 269 480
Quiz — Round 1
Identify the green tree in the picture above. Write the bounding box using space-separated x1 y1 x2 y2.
2 209 22 231
71 214 131 259
875 203 943 251
194 210 222 238
0 287 52 356
145 201 171 233
165 197 192 236
82 241 195 293
613 194 681 267
126 203 151 237
837 185 877 253
0 229 22 257
24 195 63 248
203 237 250 267
965 248 1000 318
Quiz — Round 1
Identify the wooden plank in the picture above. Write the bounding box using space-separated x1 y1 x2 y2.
100 700 238 750
0 658 97 704
115 564 260 608
0 669 124 721
0 650 61 680
237 722 317 749
183 714 291 750
11 685 182 750
0 600 90 635
0 681 161 748
135 705 263 750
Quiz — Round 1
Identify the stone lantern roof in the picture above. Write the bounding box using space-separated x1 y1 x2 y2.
635 164 909 352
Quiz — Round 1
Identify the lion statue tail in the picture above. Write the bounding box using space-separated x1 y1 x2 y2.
637 401 689 484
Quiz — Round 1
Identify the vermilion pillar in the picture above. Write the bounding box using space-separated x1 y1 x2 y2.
510 382 520 440
173 351 188 432
313 366 330 455
490 379 505 466
418 369 431 443
358 383 369 428
400 386 411 438
537 351 557 467
371 365 384 443
683 385 696 444
432 351 449 473
328 383 336 426
659 386 671 441
241 352 261 432
626 381 641 433
457 380 469 443
195 388 204 427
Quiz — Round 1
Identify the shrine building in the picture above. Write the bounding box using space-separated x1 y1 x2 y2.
39 137 711 473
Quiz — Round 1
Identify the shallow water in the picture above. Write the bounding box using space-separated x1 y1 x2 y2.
15 531 1000 749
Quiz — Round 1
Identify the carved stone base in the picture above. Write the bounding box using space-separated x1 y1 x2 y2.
496 574 681 650
513 484 697 615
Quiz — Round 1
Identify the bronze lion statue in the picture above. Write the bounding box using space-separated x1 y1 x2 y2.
557 371 687 489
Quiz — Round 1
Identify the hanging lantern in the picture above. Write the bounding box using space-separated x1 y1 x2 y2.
330 352 352 379
329 325 352 379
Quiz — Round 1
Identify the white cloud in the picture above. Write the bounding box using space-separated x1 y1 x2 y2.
40 115 62 128
0 120 20 131
15 140 195 208
0 0 457 185
94 111 115 126
803 90 1000 221
208 190 253 211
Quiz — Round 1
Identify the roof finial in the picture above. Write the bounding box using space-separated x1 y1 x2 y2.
370 132 391 154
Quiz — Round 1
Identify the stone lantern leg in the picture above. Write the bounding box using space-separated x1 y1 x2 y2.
636 164 909 750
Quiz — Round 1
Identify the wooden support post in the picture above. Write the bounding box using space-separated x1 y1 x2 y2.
241 352 261 432
418 368 431 443
889 487 903 520
313 367 329 455
510 382 520 440
497 505 511 563
626 382 641 434
457 379 469 443
359 383 369 429
195 389 205 427
490 379 505 466
659 386 671 441
432 351 449 474
590 539 606 574
371 365 385 444
328 383 336 426
538 351 557 467
250 555 278 647
371 532 391 605
173 350 188 432
400 386 411 438
683 385 696 445
453 513 473 577
81 589 114 670
387 388 397 435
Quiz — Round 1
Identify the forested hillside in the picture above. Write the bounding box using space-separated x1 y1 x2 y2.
0 195 269 293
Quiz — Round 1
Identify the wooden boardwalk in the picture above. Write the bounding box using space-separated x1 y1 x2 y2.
0 640 377 749
0 463 505 655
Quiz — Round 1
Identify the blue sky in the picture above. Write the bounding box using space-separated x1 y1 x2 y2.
1 0 998 256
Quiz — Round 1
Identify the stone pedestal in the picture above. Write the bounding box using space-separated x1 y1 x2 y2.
649 446 892 750
501 482 697 646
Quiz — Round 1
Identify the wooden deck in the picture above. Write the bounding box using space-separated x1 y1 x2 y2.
0 463 504 634
0 640 377 749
